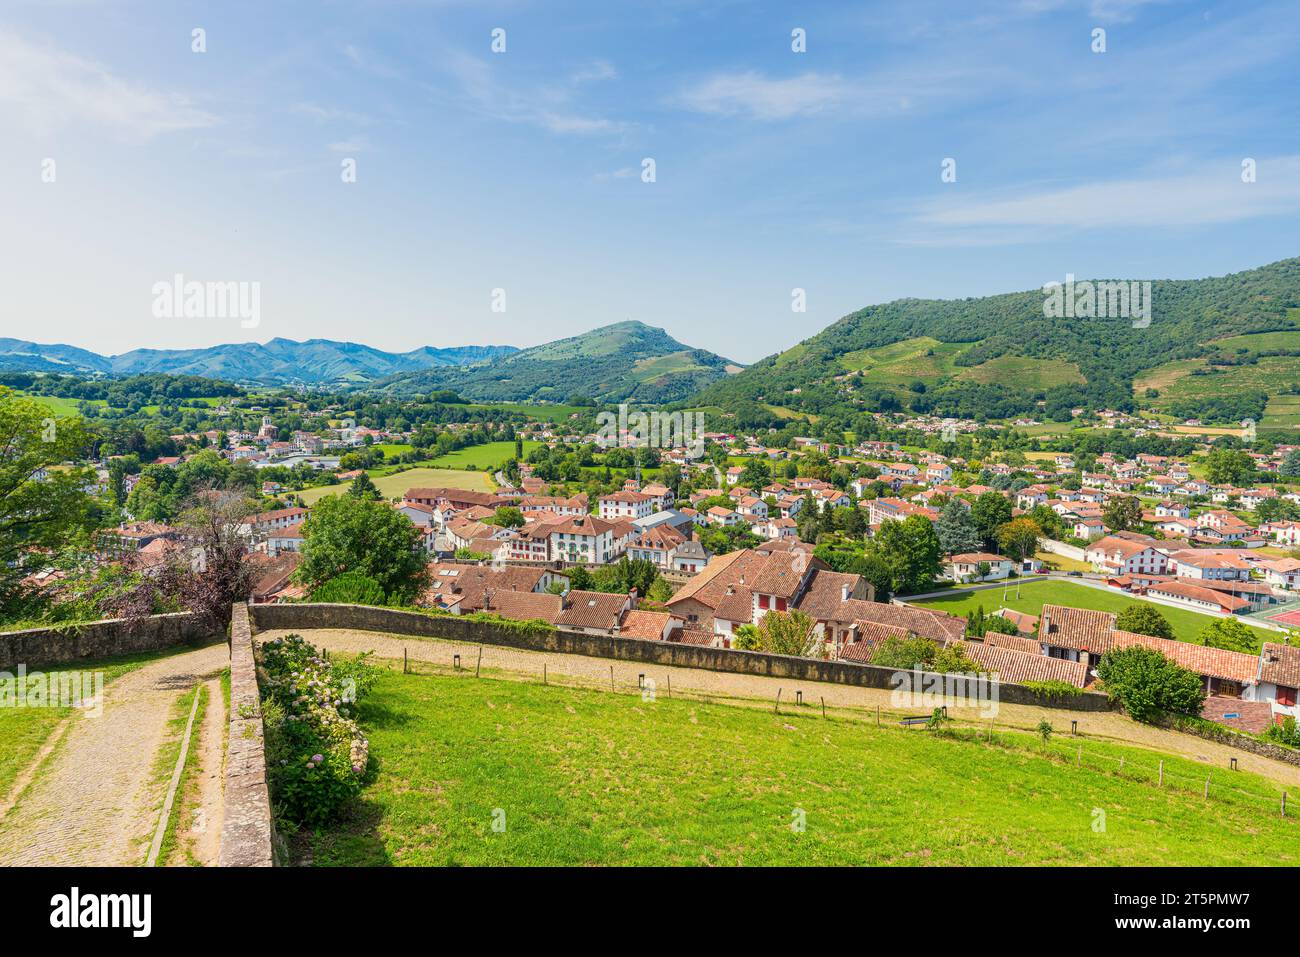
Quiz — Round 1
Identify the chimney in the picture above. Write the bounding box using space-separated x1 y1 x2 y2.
629 587 638 608
725 585 735 596
841 583 850 602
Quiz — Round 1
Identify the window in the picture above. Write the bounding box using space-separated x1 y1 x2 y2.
758 595 770 610
1277 686 1297 707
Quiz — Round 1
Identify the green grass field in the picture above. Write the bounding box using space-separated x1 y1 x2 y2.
911 579 1275 649
292 467 495 505
423 440 539 470
301 669 1298 866
463 403 587 424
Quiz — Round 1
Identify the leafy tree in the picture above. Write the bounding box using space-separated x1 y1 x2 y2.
566 566 594 591
970 491 1012 549
297 495 426 602
1205 448 1255 486
872 515 942 595
1102 494 1143 532
347 472 382 500
935 499 981 555
1114 604 1175 641
732 622 761 651
0 391 97 614
1198 616 1259 654
492 505 525 528
870 635 977 673
754 608 817 657
995 517 1041 564
1095 646 1205 723
1282 449 1300 478
1255 498 1300 524
310 571 387 605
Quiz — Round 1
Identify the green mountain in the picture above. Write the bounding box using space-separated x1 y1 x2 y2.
691 257 1300 429
0 338 517 385
378 321 741 403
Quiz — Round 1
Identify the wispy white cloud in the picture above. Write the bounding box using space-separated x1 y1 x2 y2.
912 156 1300 233
571 60 618 85
434 50 627 136
677 71 848 120
0 29 217 138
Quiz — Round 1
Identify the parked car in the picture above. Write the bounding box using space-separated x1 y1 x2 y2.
1067 570 1084 577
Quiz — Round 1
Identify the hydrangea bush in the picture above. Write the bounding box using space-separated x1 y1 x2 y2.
258 634 379 825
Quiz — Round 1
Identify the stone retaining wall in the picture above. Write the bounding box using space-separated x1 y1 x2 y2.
218 603 276 867
0 613 218 670
248 603 1115 713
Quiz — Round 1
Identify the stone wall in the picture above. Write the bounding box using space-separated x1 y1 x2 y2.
1164 716 1300 768
248 603 1115 713
219 603 276 867
0 613 218 670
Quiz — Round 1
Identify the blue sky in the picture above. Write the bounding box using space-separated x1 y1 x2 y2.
2 0 1298 363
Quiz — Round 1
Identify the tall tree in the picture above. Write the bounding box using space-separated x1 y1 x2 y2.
0 390 97 614
1102 495 1143 532
935 499 981 555
970 491 1013 549
872 515 942 595
297 495 426 602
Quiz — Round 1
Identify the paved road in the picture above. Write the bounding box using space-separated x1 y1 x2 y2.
0 643 228 867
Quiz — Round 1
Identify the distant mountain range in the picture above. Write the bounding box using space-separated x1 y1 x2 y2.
0 337 518 385
376 321 742 403
0 321 742 403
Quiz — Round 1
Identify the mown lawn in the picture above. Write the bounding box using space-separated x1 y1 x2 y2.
911 579 1276 649
301 671 1299 866
423 440 540 470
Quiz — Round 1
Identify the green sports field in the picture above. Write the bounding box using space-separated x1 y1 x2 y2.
910 579 1275 649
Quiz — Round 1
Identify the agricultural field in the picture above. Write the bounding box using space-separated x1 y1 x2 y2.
423 440 540 470
956 355 1086 389
291 467 494 505
1135 354 1300 409
838 337 968 384
910 579 1276 649
1261 394 1300 433
13 392 105 415
301 668 1298 866
463 402 588 424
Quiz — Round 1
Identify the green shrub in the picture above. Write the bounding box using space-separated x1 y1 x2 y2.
258 634 379 826
309 571 387 606
1095 646 1206 724
1022 680 1083 702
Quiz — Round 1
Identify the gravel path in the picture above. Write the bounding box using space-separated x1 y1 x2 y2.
0 643 228 867
260 628 1300 790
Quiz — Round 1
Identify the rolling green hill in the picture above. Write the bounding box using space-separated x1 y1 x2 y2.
378 321 740 404
691 257 1300 429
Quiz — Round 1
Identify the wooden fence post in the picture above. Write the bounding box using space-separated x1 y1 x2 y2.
475 646 482 678
610 665 615 692
1158 760 1163 787
821 696 826 718
1204 777 1210 800
775 689 782 714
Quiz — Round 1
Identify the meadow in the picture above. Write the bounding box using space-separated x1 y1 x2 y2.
301 668 1298 867
292 467 494 505
911 579 1276 649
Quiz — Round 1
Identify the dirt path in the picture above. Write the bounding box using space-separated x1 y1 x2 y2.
260 627 1300 791
0 643 228 867
180 677 227 866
